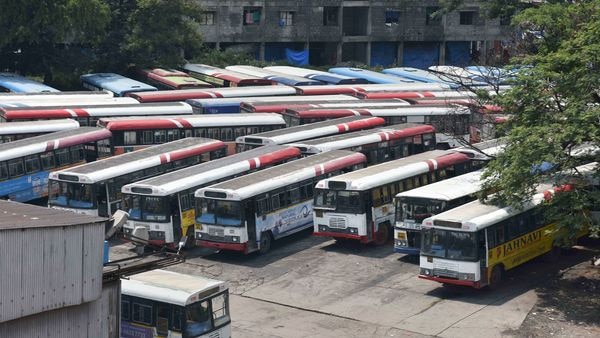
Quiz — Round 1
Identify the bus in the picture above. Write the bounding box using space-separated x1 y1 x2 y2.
328 67 419 84
140 68 213 90
0 73 60 93
98 113 287 154
312 150 474 245
286 123 437 165
0 127 112 202
183 63 274 87
195 150 367 254
418 162 597 289
294 83 453 95
127 86 297 103
0 90 113 101
428 66 488 87
235 116 386 151
121 269 231 338
226 65 323 86
80 73 158 96
0 102 191 125
394 170 484 255
0 119 80 143
239 97 380 114
48 138 226 217
0 96 139 110
187 94 357 114
264 66 369 85
122 145 301 247
281 107 471 148
382 67 457 86
354 90 478 100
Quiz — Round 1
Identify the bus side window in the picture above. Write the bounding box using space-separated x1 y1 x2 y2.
257 197 269 216
156 304 170 336
372 189 382 207
121 299 131 321
132 302 153 325
0 162 7 181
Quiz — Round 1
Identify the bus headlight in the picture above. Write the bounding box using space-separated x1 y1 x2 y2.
225 235 240 243
420 268 432 276
348 227 358 234
196 232 203 239
319 225 327 232
459 273 475 281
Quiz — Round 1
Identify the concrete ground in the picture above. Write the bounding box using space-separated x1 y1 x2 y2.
109 230 595 338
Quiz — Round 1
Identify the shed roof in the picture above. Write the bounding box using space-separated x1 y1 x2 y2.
0 200 106 230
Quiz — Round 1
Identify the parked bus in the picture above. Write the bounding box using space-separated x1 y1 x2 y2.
195 150 367 254
394 170 484 255
295 83 453 95
0 127 112 202
0 96 139 110
98 113 286 154
0 90 113 101
226 65 323 86
287 123 437 164
127 86 297 103
187 94 357 114
465 66 514 85
80 73 157 97
264 66 369 85
0 73 59 93
140 68 213 90
312 150 474 245
354 90 478 100
0 102 191 125
121 269 231 338
328 67 419 84
0 119 80 143
418 162 597 289
240 97 388 115
236 116 385 151
382 67 457 86
48 138 226 217
183 63 274 87
122 146 301 247
428 66 488 87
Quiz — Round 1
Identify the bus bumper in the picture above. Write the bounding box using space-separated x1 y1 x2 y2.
196 240 248 253
394 246 420 255
313 231 370 243
418 275 481 288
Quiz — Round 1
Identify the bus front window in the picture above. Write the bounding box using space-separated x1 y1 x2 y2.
48 181 95 209
124 194 142 220
314 189 336 209
185 300 212 337
402 200 445 223
422 228 477 261
197 199 243 226
142 196 169 222
335 191 362 213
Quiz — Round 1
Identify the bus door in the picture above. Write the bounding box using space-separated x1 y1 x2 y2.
366 193 374 241
97 184 109 217
171 197 182 241
245 201 258 251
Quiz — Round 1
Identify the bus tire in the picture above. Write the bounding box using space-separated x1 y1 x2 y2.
373 223 390 246
488 265 504 290
184 227 195 250
259 231 273 254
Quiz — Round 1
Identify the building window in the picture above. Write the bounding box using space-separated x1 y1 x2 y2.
279 11 295 26
460 11 475 25
323 7 339 26
199 11 215 25
385 9 400 25
426 7 441 25
243 7 262 25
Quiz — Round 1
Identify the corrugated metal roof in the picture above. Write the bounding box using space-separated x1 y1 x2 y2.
0 200 106 230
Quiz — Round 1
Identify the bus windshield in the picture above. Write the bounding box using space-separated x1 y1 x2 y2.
314 189 363 213
124 195 170 222
396 198 446 223
421 228 478 261
184 292 230 337
197 199 243 226
48 181 95 209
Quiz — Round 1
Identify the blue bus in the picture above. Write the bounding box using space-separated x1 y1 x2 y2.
0 73 59 93
226 65 323 86
264 66 369 85
382 67 458 88
80 73 158 97
328 67 421 84
465 66 515 85
0 127 113 202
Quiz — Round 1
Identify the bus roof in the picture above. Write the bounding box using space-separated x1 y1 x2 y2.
328 67 419 84
145 69 212 89
0 127 111 162
0 90 113 101
0 119 80 135
49 138 224 184
0 97 139 108
382 67 457 85
264 66 369 85
127 86 297 102
287 123 436 153
121 269 227 306
226 65 323 86
355 90 478 100
428 66 488 86
195 150 367 201
236 116 385 145
98 113 285 130
190 94 356 107
123 145 301 196
396 170 483 201
295 83 453 95
315 150 469 191
282 100 412 114
288 106 470 119
80 73 157 96
183 64 274 86
0 73 60 93
455 138 506 161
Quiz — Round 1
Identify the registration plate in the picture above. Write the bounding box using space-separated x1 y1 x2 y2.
396 231 407 240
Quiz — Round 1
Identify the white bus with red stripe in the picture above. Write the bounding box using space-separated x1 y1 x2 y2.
235 116 385 151
127 86 297 103
242 98 410 116
195 150 367 254
294 83 454 95
313 150 474 245
0 96 139 110
0 90 114 101
121 145 301 248
48 138 226 217
287 123 437 165
97 113 286 154
0 102 191 125
0 119 80 143
355 90 479 100
183 63 274 87
140 68 213 90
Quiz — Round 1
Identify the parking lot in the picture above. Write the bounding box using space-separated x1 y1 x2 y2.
110 230 596 338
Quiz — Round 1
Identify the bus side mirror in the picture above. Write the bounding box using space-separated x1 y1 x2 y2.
177 236 187 254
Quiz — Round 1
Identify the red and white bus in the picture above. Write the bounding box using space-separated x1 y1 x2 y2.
241 98 410 115
98 113 286 154
312 150 474 245
0 119 80 143
0 90 114 101
0 96 139 109
127 86 297 103
294 83 454 95
235 116 385 151
0 102 192 125
287 123 437 165
139 68 213 90
183 63 274 87
355 90 478 100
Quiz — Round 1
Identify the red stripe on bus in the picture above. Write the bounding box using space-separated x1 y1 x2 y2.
431 153 471 169
341 117 385 132
254 147 301 168
159 154 168 164
54 129 112 149
317 153 367 174
72 108 90 117
127 90 217 102
104 120 181 131
172 118 193 129
167 141 227 162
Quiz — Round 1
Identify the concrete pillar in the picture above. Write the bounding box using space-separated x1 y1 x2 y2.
396 41 404 66
259 42 265 62
336 42 343 64
366 41 371 66
215 42 221 51
439 41 446 65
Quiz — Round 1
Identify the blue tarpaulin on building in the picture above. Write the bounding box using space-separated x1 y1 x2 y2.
402 42 440 69
445 41 472 66
370 42 397 67
286 48 309 66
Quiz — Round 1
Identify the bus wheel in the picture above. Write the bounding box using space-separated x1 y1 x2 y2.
184 227 195 250
489 265 504 290
259 231 273 254
373 224 389 246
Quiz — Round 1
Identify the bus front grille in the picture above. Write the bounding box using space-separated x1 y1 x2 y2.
329 217 346 229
